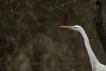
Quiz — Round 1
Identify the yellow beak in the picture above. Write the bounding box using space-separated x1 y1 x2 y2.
60 26 72 29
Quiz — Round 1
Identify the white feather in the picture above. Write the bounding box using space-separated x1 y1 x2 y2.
71 25 106 71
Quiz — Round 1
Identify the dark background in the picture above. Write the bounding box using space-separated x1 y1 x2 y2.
0 0 106 71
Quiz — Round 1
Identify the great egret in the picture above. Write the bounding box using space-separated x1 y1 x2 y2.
60 25 106 71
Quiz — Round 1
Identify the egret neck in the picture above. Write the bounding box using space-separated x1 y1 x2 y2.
79 28 100 70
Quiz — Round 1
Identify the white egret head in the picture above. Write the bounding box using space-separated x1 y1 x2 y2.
60 25 106 71
60 25 82 32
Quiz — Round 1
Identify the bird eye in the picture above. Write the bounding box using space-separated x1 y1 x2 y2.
74 27 76 29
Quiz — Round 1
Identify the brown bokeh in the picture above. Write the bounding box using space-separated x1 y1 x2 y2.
0 0 106 71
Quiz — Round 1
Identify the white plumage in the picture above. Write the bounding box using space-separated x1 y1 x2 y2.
60 25 106 71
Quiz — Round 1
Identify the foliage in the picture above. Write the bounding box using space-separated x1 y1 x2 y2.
0 0 106 71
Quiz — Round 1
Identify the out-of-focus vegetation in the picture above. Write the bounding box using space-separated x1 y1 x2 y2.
0 0 106 71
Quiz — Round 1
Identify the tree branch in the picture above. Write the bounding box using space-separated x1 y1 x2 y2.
93 0 106 53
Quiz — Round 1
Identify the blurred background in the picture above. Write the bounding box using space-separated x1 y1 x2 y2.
0 0 106 71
